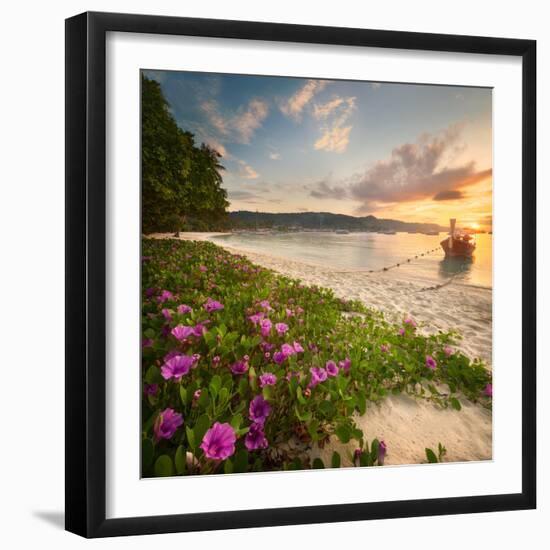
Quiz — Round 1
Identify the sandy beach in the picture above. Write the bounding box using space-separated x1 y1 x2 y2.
149 232 493 465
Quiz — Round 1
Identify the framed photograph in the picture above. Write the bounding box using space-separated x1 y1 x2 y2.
65 11 536 538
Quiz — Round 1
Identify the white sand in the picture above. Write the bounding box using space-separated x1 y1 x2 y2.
149 232 493 464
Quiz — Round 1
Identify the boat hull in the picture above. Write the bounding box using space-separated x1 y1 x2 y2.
440 237 475 258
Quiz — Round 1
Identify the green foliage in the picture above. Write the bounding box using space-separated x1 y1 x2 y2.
141 238 491 477
141 75 229 233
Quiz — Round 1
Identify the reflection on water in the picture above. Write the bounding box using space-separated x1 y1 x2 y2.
214 231 492 288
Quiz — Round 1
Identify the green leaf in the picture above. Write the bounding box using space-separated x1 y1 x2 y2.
450 397 462 411
179 386 187 406
186 425 195 449
224 458 234 474
359 451 370 467
356 391 367 415
425 448 439 463
230 414 243 430
175 445 186 474
312 458 325 469
209 375 222 399
142 439 154 470
371 439 380 463
145 365 161 384
233 449 249 473
154 455 174 477
319 400 336 418
296 386 306 404
335 424 351 444
331 451 341 469
193 414 211 447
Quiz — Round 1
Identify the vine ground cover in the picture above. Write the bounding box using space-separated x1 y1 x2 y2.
141 238 492 477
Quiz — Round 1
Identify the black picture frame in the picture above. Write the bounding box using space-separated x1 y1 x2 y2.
65 11 536 538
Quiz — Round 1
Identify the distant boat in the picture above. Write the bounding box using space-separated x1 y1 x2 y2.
440 219 476 258
424 230 440 236
335 229 350 234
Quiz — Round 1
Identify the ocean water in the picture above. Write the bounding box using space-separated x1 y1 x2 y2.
213 231 493 288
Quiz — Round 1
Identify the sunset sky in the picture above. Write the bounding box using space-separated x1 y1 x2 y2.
144 70 493 230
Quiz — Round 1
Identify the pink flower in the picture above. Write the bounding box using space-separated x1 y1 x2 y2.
444 346 454 357
171 324 194 341
398 328 405 336
161 308 172 321
425 355 437 370
259 372 277 387
245 422 269 451
249 313 264 325
199 265 208 272
293 341 304 353
380 344 390 353
177 304 192 314
142 338 153 348
285 308 294 318
230 359 249 375
249 395 271 424
273 351 286 364
259 300 272 311
260 318 272 337
338 358 351 373
200 422 236 460
404 318 417 327
192 323 206 337
483 383 493 397
158 290 174 303
144 383 158 397
309 366 328 387
325 360 339 377
161 354 195 380
281 343 296 357
275 322 289 336
153 408 183 441
204 297 224 312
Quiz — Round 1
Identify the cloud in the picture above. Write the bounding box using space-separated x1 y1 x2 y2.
313 96 356 153
280 79 328 121
310 179 348 200
269 152 281 160
347 125 492 211
433 189 464 201
237 159 259 179
204 138 227 158
200 98 269 144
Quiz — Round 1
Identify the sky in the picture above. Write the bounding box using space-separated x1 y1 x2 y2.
143 69 493 229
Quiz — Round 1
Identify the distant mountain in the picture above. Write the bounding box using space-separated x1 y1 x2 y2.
229 211 446 233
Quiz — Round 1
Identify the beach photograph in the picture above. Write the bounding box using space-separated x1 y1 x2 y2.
140 70 493 477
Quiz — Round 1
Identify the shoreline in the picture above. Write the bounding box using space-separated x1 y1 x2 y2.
147 232 492 465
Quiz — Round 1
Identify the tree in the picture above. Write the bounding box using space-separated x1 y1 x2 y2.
141 75 228 233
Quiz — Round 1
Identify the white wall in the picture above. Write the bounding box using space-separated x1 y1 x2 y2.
0 1 546 547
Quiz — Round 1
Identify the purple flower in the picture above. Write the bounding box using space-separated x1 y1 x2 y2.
338 358 351 373
309 342 319 353
142 338 153 348
259 300 272 311
260 341 274 352
293 341 304 353
245 422 268 451
192 323 206 338
380 344 390 353
161 354 195 380
161 308 172 321
398 328 405 336
275 322 289 336
281 343 296 357
260 318 272 337
404 318 417 327
259 372 277 387
483 383 493 397
249 312 264 325
325 360 339 377
285 308 294 318
145 287 156 298
199 265 208 273
200 422 236 460
273 351 286 364
444 346 454 357
425 355 437 370
309 366 328 387
204 297 224 312
230 359 249 375
171 324 194 341
378 440 387 465
177 304 192 314
249 395 271 425
153 408 183 441
212 355 221 366
158 290 173 303
144 383 158 397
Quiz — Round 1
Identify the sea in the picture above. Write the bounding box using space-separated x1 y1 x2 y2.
213 231 492 288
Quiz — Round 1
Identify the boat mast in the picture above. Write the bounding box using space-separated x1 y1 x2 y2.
449 218 456 249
